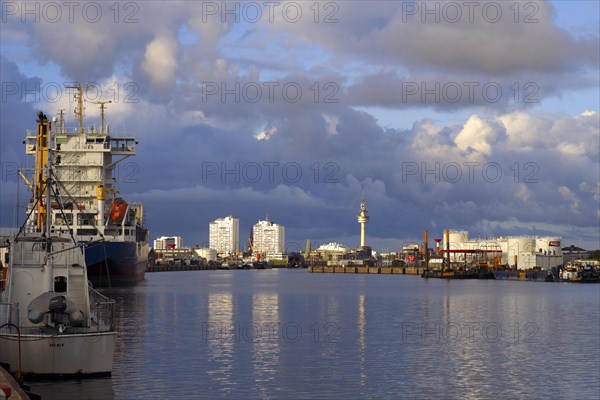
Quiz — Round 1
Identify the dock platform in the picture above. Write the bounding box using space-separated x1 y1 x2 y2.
308 266 424 275
146 264 220 273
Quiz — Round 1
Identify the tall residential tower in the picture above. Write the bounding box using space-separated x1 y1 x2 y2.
209 215 240 255
252 219 285 259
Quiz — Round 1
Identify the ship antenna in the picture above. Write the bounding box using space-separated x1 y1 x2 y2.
65 84 92 134
58 109 65 133
93 100 112 134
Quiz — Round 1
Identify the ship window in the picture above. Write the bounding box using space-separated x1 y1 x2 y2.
55 213 73 225
77 229 98 236
54 276 67 293
78 213 95 226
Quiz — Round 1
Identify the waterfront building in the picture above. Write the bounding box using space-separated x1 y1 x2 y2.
252 219 285 260
154 236 183 250
439 230 562 270
209 215 240 255
562 245 588 263
315 242 349 260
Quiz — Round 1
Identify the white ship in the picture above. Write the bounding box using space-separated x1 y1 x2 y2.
0 111 117 376
20 84 149 286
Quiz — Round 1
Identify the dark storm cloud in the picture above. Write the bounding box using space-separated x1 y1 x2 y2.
0 57 39 163
0 58 40 226
345 70 600 112
264 1 598 75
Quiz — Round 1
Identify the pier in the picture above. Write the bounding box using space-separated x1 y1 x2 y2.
308 265 425 275
146 263 220 273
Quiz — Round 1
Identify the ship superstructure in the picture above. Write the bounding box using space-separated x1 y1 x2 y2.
21 84 148 285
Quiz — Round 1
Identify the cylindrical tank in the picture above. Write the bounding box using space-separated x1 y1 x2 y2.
535 237 562 256
441 230 469 261
478 240 499 251
195 247 217 262
507 237 534 268
443 230 468 249
496 237 509 265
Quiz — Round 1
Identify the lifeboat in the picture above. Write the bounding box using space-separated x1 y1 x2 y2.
109 198 128 224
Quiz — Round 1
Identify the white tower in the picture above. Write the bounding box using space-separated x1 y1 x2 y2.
357 196 369 247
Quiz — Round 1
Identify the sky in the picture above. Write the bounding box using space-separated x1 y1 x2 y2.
0 0 599 251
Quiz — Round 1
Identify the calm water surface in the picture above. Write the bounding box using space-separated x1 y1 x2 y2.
31 270 600 399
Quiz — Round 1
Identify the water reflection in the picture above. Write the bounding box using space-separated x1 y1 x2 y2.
251 292 279 397
206 292 235 395
357 294 366 388
27 272 600 400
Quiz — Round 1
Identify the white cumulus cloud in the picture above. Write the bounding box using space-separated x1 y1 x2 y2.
141 33 179 90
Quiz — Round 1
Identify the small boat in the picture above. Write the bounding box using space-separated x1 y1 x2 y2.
559 262 600 283
0 111 117 376
252 262 269 269
559 265 582 282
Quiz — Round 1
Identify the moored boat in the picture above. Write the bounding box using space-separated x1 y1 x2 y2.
0 124 117 375
559 261 600 283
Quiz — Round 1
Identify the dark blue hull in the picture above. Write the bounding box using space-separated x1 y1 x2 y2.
85 241 146 286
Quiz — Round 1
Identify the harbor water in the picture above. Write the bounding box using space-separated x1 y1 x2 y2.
30 270 599 399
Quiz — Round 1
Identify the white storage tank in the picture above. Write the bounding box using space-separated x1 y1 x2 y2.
507 236 535 269
535 237 562 256
441 230 469 261
479 240 500 251
460 241 475 251
195 247 217 262
444 230 469 249
496 237 509 265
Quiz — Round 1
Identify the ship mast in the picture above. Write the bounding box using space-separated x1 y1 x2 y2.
65 84 92 134
93 100 112 134
35 111 50 231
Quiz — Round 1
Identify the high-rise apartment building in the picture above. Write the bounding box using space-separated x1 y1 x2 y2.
252 219 285 259
209 215 240 255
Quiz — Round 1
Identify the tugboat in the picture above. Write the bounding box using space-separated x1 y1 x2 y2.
559 261 600 283
0 111 117 376
19 85 149 286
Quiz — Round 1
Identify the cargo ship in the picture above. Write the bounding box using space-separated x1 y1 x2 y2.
19 85 148 286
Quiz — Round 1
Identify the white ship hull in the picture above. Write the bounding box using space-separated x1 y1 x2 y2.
0 331 116 375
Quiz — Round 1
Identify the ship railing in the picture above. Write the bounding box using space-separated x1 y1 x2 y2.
88 283 116 332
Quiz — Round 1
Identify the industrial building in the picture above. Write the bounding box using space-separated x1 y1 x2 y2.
209 215 240 255
154 236 183 250
439 230 562 270
314 242 349 260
